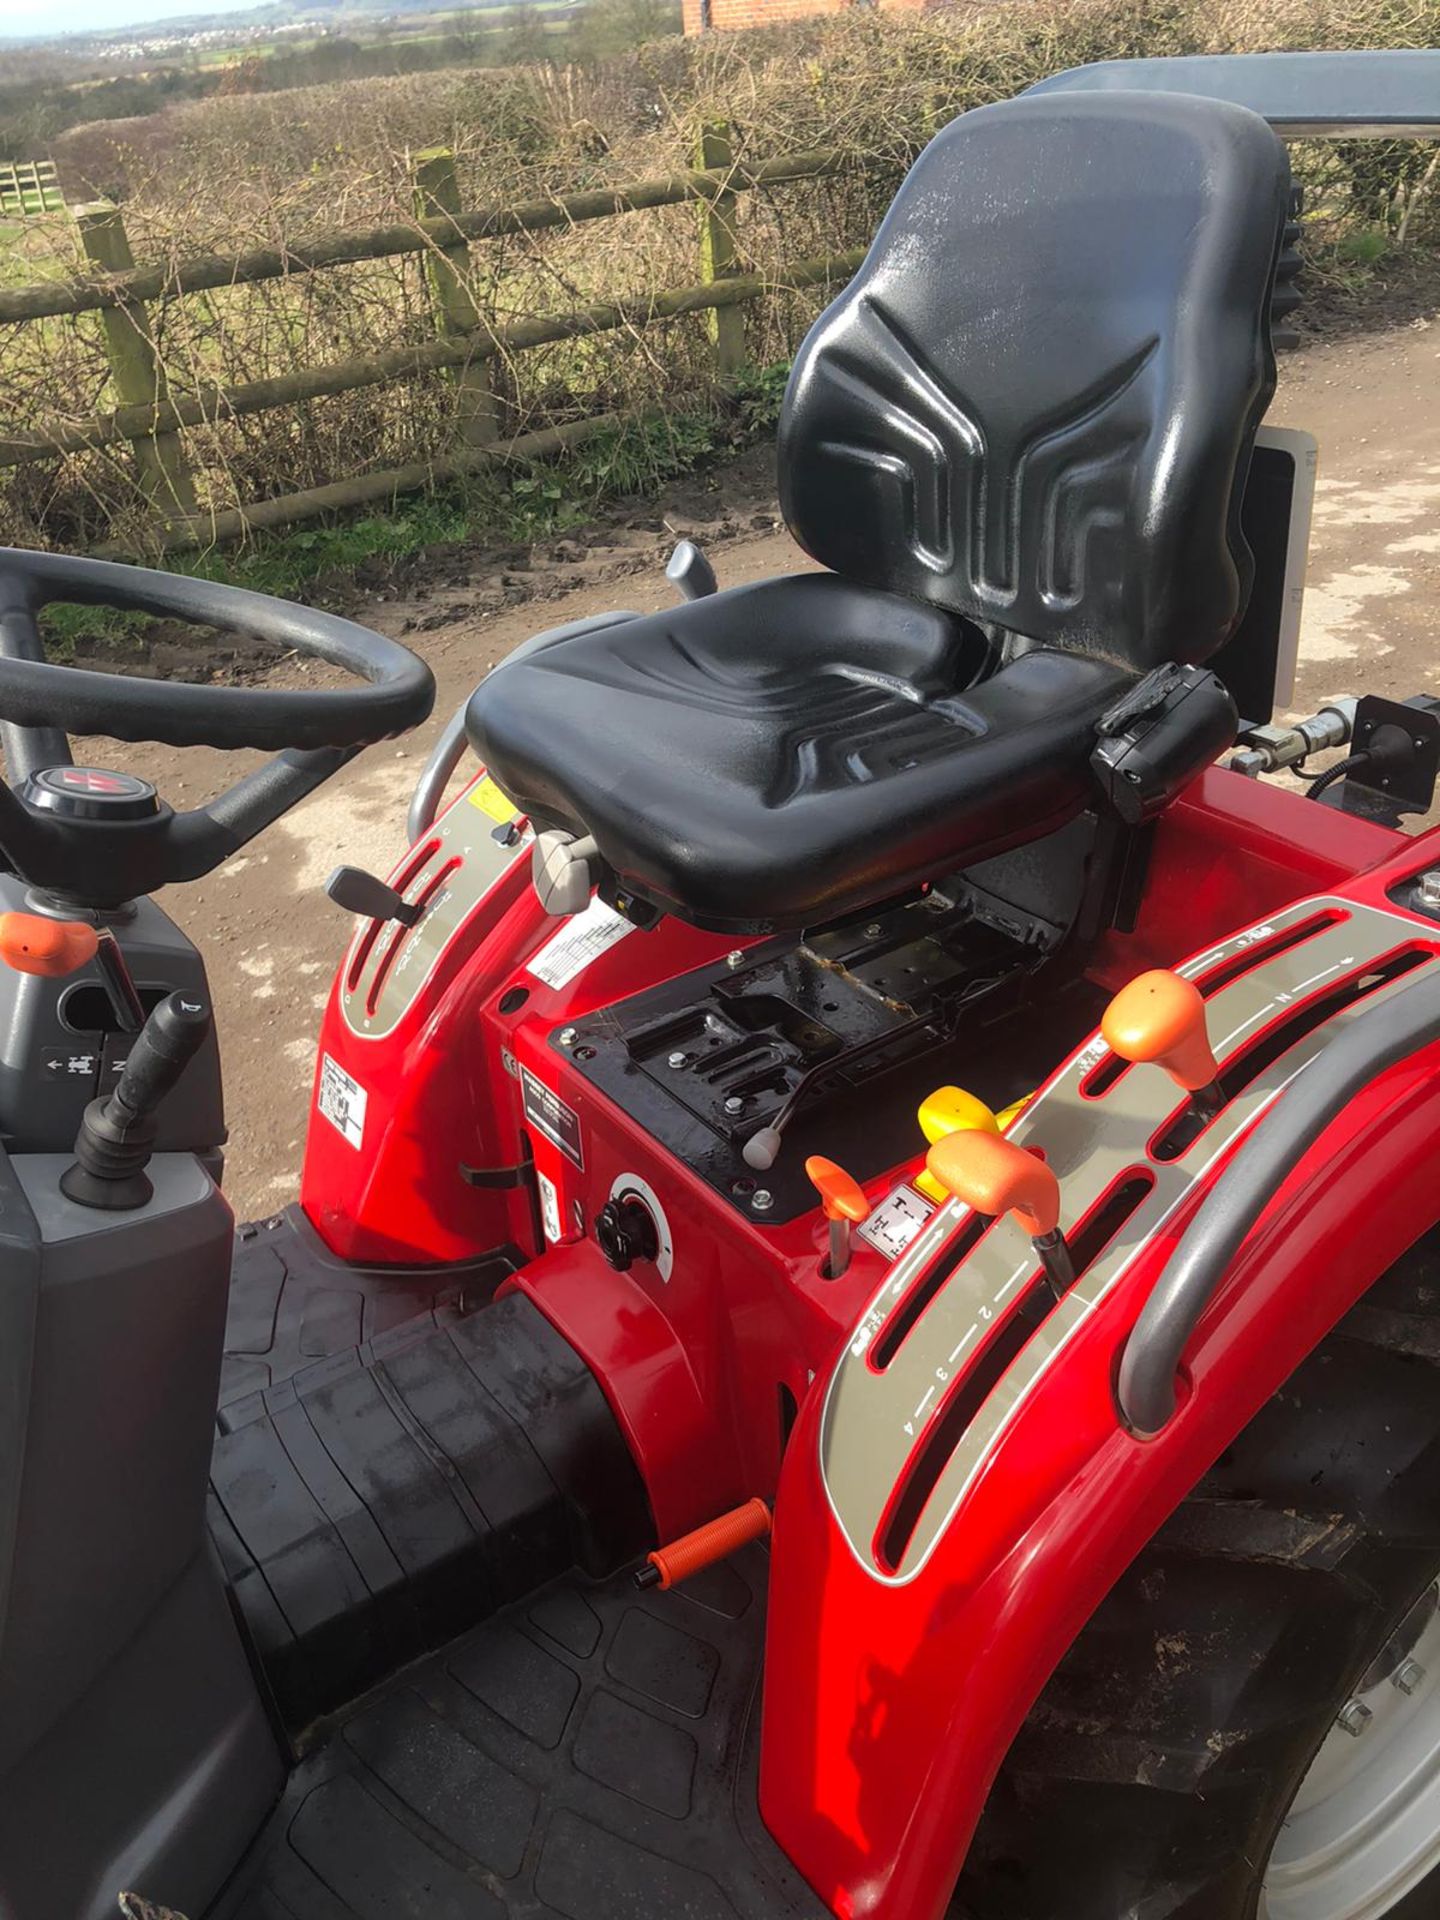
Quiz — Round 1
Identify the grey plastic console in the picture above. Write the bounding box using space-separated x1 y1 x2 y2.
0 872 223 1155
0 1152 281 1920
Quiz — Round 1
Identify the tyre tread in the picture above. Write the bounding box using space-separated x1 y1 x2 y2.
955 1225 1440 1920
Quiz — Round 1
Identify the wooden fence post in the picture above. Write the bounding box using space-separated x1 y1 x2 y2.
412 147 499 448
696 121 747 384
74 201 196 524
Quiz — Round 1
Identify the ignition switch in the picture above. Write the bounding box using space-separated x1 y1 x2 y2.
595 1192 660 1271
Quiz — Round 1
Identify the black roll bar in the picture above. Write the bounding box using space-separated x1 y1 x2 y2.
1026 50 1440 138
1117 967 1440 1435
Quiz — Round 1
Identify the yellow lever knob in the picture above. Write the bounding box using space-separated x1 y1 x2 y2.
918 1085 1000 1145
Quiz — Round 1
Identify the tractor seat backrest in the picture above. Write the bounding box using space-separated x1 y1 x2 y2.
778 92 1292 670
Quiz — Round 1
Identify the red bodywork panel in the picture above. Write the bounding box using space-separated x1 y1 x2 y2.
298 765 1440 1920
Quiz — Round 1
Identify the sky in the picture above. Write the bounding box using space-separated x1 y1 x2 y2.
0 0 260 35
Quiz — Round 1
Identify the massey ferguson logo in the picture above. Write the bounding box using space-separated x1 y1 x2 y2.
53 768 134 794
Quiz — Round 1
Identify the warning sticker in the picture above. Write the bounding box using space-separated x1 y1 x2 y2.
536 1168 562 1244
521 1066 584 1169
527 895 634 990
467 774 519 825
857 1183 935 1260
318 1052 368 1149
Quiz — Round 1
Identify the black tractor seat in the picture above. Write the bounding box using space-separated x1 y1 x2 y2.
467 572 1131 932
470 89 1291 934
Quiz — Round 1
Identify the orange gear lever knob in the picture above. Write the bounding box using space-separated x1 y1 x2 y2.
805 1156 870 1280
924 1128 1062 1238
804 1156 871 1224
0 912 99 978
1101 968 1220 1094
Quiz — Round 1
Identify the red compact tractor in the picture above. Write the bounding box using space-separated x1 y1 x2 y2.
3 47 1440 1920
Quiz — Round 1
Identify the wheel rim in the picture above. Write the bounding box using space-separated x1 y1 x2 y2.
1264 1584 1440 1919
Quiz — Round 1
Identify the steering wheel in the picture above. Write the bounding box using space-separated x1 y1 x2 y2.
0 548 435 910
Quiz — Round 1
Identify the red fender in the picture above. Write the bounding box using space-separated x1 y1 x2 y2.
762 833 1440 1920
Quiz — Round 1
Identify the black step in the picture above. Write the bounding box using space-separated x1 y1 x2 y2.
209 1209 654 1730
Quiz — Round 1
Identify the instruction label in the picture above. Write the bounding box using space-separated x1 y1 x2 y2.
521 1066 584 1168
527 896 634 990
536 1168 563 1245
467 774 519 825
318 1052 368 1149
857 1183 935 1260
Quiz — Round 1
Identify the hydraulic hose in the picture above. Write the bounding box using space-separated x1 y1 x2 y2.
1117 966 1440 1436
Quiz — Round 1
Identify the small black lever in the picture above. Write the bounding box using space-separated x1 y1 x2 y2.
325 864 421 927
60 991 213 1211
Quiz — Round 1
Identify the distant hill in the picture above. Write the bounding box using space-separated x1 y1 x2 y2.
5 0 533 49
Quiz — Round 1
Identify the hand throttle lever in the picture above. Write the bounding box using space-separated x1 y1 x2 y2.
61 991 213 1211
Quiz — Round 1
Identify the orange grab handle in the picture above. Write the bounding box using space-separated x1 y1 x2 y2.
1101 968 1220 1094
0 912 99 979
925 1128 1062 1238
644 1497 772 1591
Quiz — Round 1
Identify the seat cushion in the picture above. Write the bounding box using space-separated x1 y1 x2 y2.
468 573 1130 933
778 90 1291 669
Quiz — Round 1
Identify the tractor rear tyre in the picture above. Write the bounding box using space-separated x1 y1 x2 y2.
954 1223 1440 1920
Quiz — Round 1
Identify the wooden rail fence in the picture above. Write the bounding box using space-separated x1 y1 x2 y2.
0 161 63 219
0 132 866 551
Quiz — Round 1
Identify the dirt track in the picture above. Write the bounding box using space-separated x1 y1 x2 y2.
78 314 1440 1223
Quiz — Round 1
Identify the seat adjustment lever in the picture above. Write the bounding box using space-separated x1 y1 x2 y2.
532 830 599 917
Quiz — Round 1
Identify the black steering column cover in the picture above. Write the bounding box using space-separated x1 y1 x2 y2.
0 549 434 751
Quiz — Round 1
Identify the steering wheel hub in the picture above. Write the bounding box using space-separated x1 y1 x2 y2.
25 767 160 822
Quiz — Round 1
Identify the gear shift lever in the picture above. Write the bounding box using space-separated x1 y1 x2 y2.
61 991 213 1210
1102 969 1224 1120
925 1129 1074 1301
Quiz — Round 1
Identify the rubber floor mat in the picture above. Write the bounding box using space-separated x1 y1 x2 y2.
210 1544 825 1920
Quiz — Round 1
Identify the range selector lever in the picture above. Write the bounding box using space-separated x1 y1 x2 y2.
925 1129 1074 1301
61 991 213 1211
1102 969 1224 1120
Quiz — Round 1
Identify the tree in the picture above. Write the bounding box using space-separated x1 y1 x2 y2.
496 5 553 65
569 0 679 61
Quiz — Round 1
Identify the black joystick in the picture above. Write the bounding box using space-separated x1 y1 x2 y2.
60 991 213 1211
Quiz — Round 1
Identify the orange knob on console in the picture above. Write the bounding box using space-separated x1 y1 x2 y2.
925 1129 1074 1299
0 912 99 978
805 1156 870 1280
805 1156 870 1224
925 1129 1059 1237
1101 969 1223 1108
